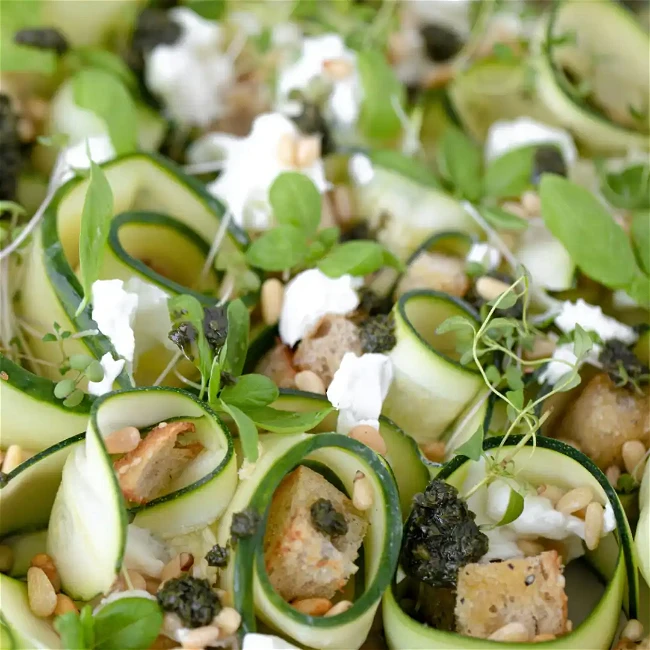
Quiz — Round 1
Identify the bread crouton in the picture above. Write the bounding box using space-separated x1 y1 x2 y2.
556 373 649 470
113 421 203 505
256 342 297 389
396 252 469 299
455 551 568 640
263 465 367 602
293 315 362 386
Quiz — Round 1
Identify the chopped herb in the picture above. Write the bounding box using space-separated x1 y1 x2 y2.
0 94 22 201
359 313 396 353
310 498 348 537
598 338 649 392
230 508 261 542
357 286 393 316
169 322 198 360
156 576 220 628
202 304 228 353
205 544 230 568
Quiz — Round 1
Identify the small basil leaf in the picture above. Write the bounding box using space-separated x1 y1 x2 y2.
477 205 528 231
504 365 524 391
506 388 524 411
245 225 309 271
54 612 88 650
269 171 322 238
221 374 279 409
245 406 334 433
222 298 249 377
368 150 440 188
73 48 139 93
494 487 524 527
316 226 340 250
631 210 650 276
483 146 536 199
435 315 475 335
453 425 484 461
318 240 402 277
223 403 259 462
93 598 162 650
438 126 483 201
572 324 593 359
600 164 650 211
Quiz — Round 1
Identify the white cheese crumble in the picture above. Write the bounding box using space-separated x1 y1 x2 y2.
145 8 236 128
87 352 125 396
348 153 375 186
243 634 300 650
279 269 362 347
276 34 362 128
57 134 116 185
555 299 638 344
327 352 393 434
466 242 501 271
485 117 578 166
200 112 328 230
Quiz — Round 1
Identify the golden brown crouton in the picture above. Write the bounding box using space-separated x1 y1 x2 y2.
455 551 568 640
256 342 297 389
395 252 469 299
263 465 367 602
113 421 203 505
555 373 649 470
293 315 362 386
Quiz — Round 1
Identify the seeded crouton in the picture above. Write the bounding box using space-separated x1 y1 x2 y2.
293 315 362 386
556 373 649 470
396 252 469 299
113 421 203 505
455 551 568 640
256 342 297 389
264 465 367 602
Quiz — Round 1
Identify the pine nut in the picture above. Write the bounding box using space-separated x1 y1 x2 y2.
215 588 233 607
291 598 332 616
352 471 373 511
180 625 220 648
521 190 541 217
325 600 353 617
277 133 297 167
584 502 604 550
261 279 284 326
160 555 182 583
104 426 141 455
295 370 326 394
295 136 321 168
622 440 646 479
606 465 621 488
2 445 23 474
213 607 241 636
556 487 593 514
622 619 644 642
517 539 545 556
536 484 565 505
488 622 530 642
323 58 353 79
27 567 57 617
30 553 60 592
349 425 387 456
180 553 194 571
0 545 13 573
533 634 556 642
421 441 446 463
475 276 511 302
54 593 78 615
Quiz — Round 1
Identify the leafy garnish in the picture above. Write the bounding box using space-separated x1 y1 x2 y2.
318 240 402 278
437 126 483 202
246 225 309 272
270 171 321 237
220 374 279 409
483 146 535 199
492 486 525 527
477 205 529 231
244 406 334 433
453 426 484 462
368 150 440 188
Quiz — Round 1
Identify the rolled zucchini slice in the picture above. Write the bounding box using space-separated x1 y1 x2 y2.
0 354 92 451
384 435 639 650
217 433 402 650
17 153 251 386
47 387 237 599
532 0 650 155
636 461 650 585
382 290 485 444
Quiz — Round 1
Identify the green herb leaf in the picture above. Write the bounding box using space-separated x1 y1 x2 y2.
245 406 334 433
54 379 76 399
245 225 308 271
357 50 405 140
222 299 249 377
73 48 139 94
485 365 501 386
269 172 322 238
93 598 163 650
223 403 259 462
489 291 518 310
316 227 340 250
72 68 137 155
63 389 85 408
454 425 484 461
483 146 535 199
80 605 95 648
436 315 475 335
438 126 483 201
504 365 524 391
572 324 593 359
318 240 402 277
506 388 524 411
555 370 582 393
54 612 89 650
477 205 529 231
42 332 58 342
221 374 279 409
69 354 92 371
599 164 650 211
494 486 524 526
208 358 222 404
75 160 114 316
368 150 440 188
631 210 650 275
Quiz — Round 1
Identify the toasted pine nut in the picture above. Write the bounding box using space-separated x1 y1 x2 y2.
533 634 556 642
517 539 545 556
291 597 332 616
621 619 644 642
556 487 593 515
30 553 60 592
325 600 353 617
0 545 14 573
180 625 220 648
421 441 446 463
488 622 530 642
261 279 284 326
27 567 57 617
295 370 326 395
352 471 373 511
295 136 321 168
323 57 353 79
521 190 541 217
2 445 23 474
349 424 387 456
565 620 573 632
475 276 511 302
104 426 141 454
54 593 78 615
160 555 182 583
622 440 646 478
277 133 297 167
536 484 565 505
584 502 604 550
213 607 241 636
606 465 621 488
179 552 194 571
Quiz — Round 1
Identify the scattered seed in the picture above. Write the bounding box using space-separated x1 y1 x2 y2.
621 619 644 642
525 574 535 586
420 441 446 463
606 465 621 489
54 593 78 615
27 567 57 617
325 600 353 617
475 276 511 302
294 370 326 395
291 597 333 616
261 278 284 326
2 445 23 474
322 57 353 80
352 471 373 511
488 622 530 642
30 553 60 592
521 190 541 217
295 136 321 168
566 620 573 632
180 625 220 648
555 487 593 515
158 422 168 428
517 539 545 557
213 607 241 636
622 440 646 479
277 133 297 167
0 545 13 573
104 426 141 455
536 484 565 505
584 502 604 550
349 424 387 456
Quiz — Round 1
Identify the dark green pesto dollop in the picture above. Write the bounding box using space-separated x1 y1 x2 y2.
359 314 396 354
230 508 261 542
157 576 221 628
205 543 230 568
310 498 348 537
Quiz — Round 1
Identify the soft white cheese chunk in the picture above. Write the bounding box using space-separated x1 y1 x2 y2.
243 634 300 650
466 242 501 271
485 117 578 166
58 134 116 185
279 269 361 347
201 112 328 230
538 343 580 386
327 352 393 434
145 8 235 128
348 153 375 186
555 299 638 344
87 352 125 396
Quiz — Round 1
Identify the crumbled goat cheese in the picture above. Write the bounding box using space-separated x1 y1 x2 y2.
199 113 328 230
466 242 501 271
348 154 375 186
485 117 577 166
243 634 300 650
87 353 125 396
58 134 115 185
124 524 171 580
555 299 638 344
277 34 362 128
146 8 235 128
327 352 394 434
279 269 362 347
